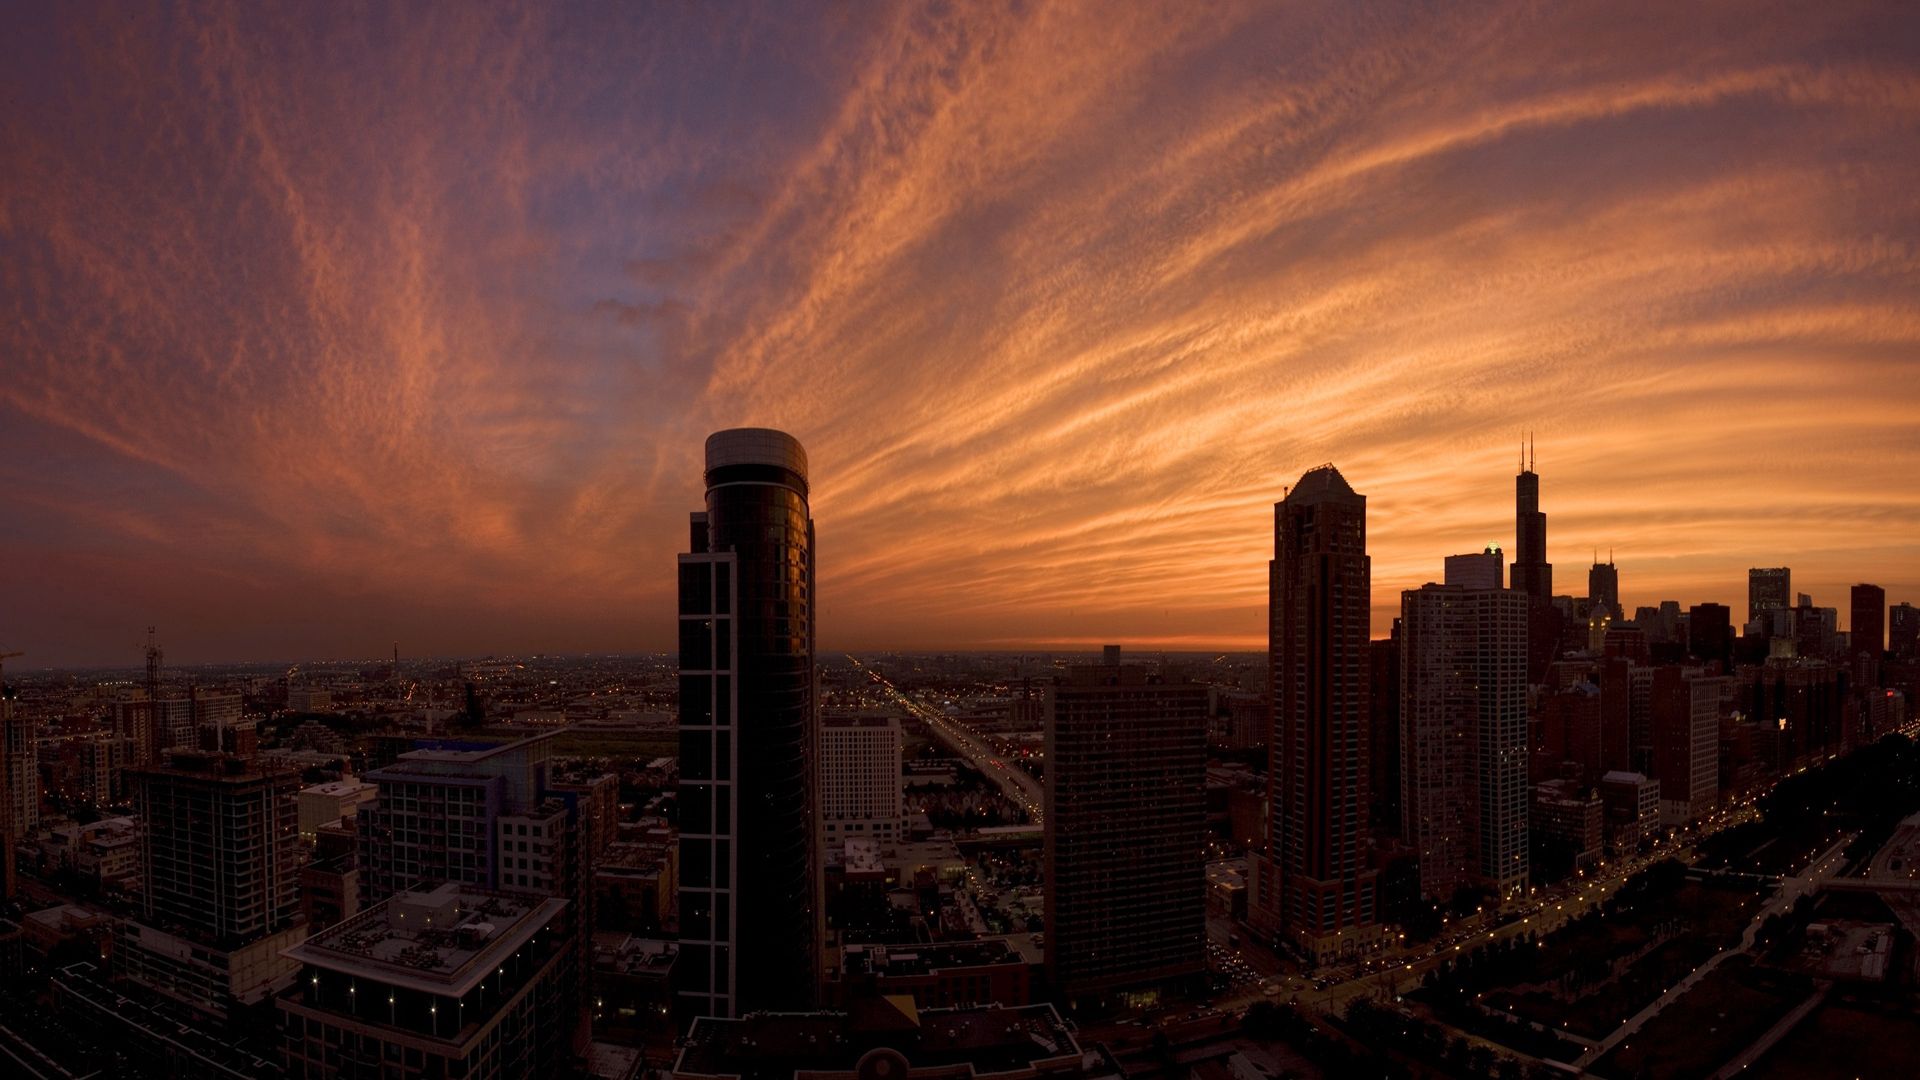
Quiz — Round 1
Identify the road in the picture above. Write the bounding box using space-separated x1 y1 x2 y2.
1571 833 1855 1070
851 656 1045 824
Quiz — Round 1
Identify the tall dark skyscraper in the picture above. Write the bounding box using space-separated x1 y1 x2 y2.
1510 443 1551 601
1043 648 1208 1005
1588 556 1619 620
677 428 818 1020
1249 465 1379 965
1748 567 1791 624
1851 583 1886 656
1510 444 1557 681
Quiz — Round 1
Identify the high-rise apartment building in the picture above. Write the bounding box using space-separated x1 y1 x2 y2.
1748 567 1791 625
1043 649 1208 1003
1400 584 1529 902
677 428 819 1020
1588 558 1619 620
820 715 902 846
1249 465 1379 964
119 751 306 1015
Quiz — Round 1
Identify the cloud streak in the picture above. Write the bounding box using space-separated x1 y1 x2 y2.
2 0 1917 665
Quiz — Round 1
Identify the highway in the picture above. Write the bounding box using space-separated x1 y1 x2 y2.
849 656 1045 824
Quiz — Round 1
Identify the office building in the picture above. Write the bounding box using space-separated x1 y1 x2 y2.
279 883 578 1079
119 751 306 1015
1652 670 1720 825
1688 603 1733 669
821 715 903 846
1599 770 1662 853
358 733 579 902
1852 583 1886 658
1401 584 1529 902
1510 447 1558 681
1443 547 1503 590
1531 780 1603 869
1043 648 1207 1003
1749 567 1792 625
1893 603 1919 660
298 778 376 841
677 427 819 1019
2 701 36 839
1588 557 1619 620
1249 465 1379 964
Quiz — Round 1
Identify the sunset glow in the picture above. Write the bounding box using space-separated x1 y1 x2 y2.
4 1 1917 665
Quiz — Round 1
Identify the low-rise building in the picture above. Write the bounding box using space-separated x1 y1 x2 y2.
297 778 377 841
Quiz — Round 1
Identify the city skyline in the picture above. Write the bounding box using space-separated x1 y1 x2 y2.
4 2 1920 666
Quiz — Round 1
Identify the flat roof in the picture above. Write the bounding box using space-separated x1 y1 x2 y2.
285 883 567 997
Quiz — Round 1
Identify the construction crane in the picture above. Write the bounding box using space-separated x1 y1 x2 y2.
0 649 21 685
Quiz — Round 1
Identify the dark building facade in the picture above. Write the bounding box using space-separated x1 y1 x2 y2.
1688 603 1733 670
1510 450 1558 681
1368 629 1401 838
677 428 818 1019
1893 603 1919 661
1042 650 1207 1005
1748 567 1791 625
1588 558 1619 620
1249 465 1379 964
1851 584 1886 658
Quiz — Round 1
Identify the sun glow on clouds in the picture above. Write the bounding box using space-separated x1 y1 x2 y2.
2 1 1917 664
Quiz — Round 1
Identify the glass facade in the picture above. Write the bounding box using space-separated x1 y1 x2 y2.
677 429 817 1020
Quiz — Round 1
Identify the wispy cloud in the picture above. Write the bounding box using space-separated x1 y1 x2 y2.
1 0 1916 664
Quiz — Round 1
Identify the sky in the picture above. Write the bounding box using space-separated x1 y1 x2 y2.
3 1 1918 667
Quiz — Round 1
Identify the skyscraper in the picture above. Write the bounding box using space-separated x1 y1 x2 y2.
1748 567 1791 625
1043 648 1207 1004
1400 584 1529 902
119 751 307 1015
1892 603 1919 660
1851 584 1886 657
1249 465 1378 965
677 428 818 1019
1588 556 1619 620
1510 445 1557 681
1510 445 1552 601
820 715 903 847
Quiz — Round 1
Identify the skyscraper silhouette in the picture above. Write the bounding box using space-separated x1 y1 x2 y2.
1510 443 1558 680
1249 465 1379 964
677 428 819 1019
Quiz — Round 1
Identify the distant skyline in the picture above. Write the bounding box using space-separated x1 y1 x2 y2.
4 2 1919 667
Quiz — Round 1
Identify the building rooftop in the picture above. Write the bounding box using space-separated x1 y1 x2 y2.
302 779 374 798
285 882 567 997
1287 463 1359 504
841 939 1024 978
674 1002 1077 1080
387 731 560 766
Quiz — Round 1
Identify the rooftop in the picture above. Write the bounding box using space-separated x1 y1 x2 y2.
285 882 567 997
